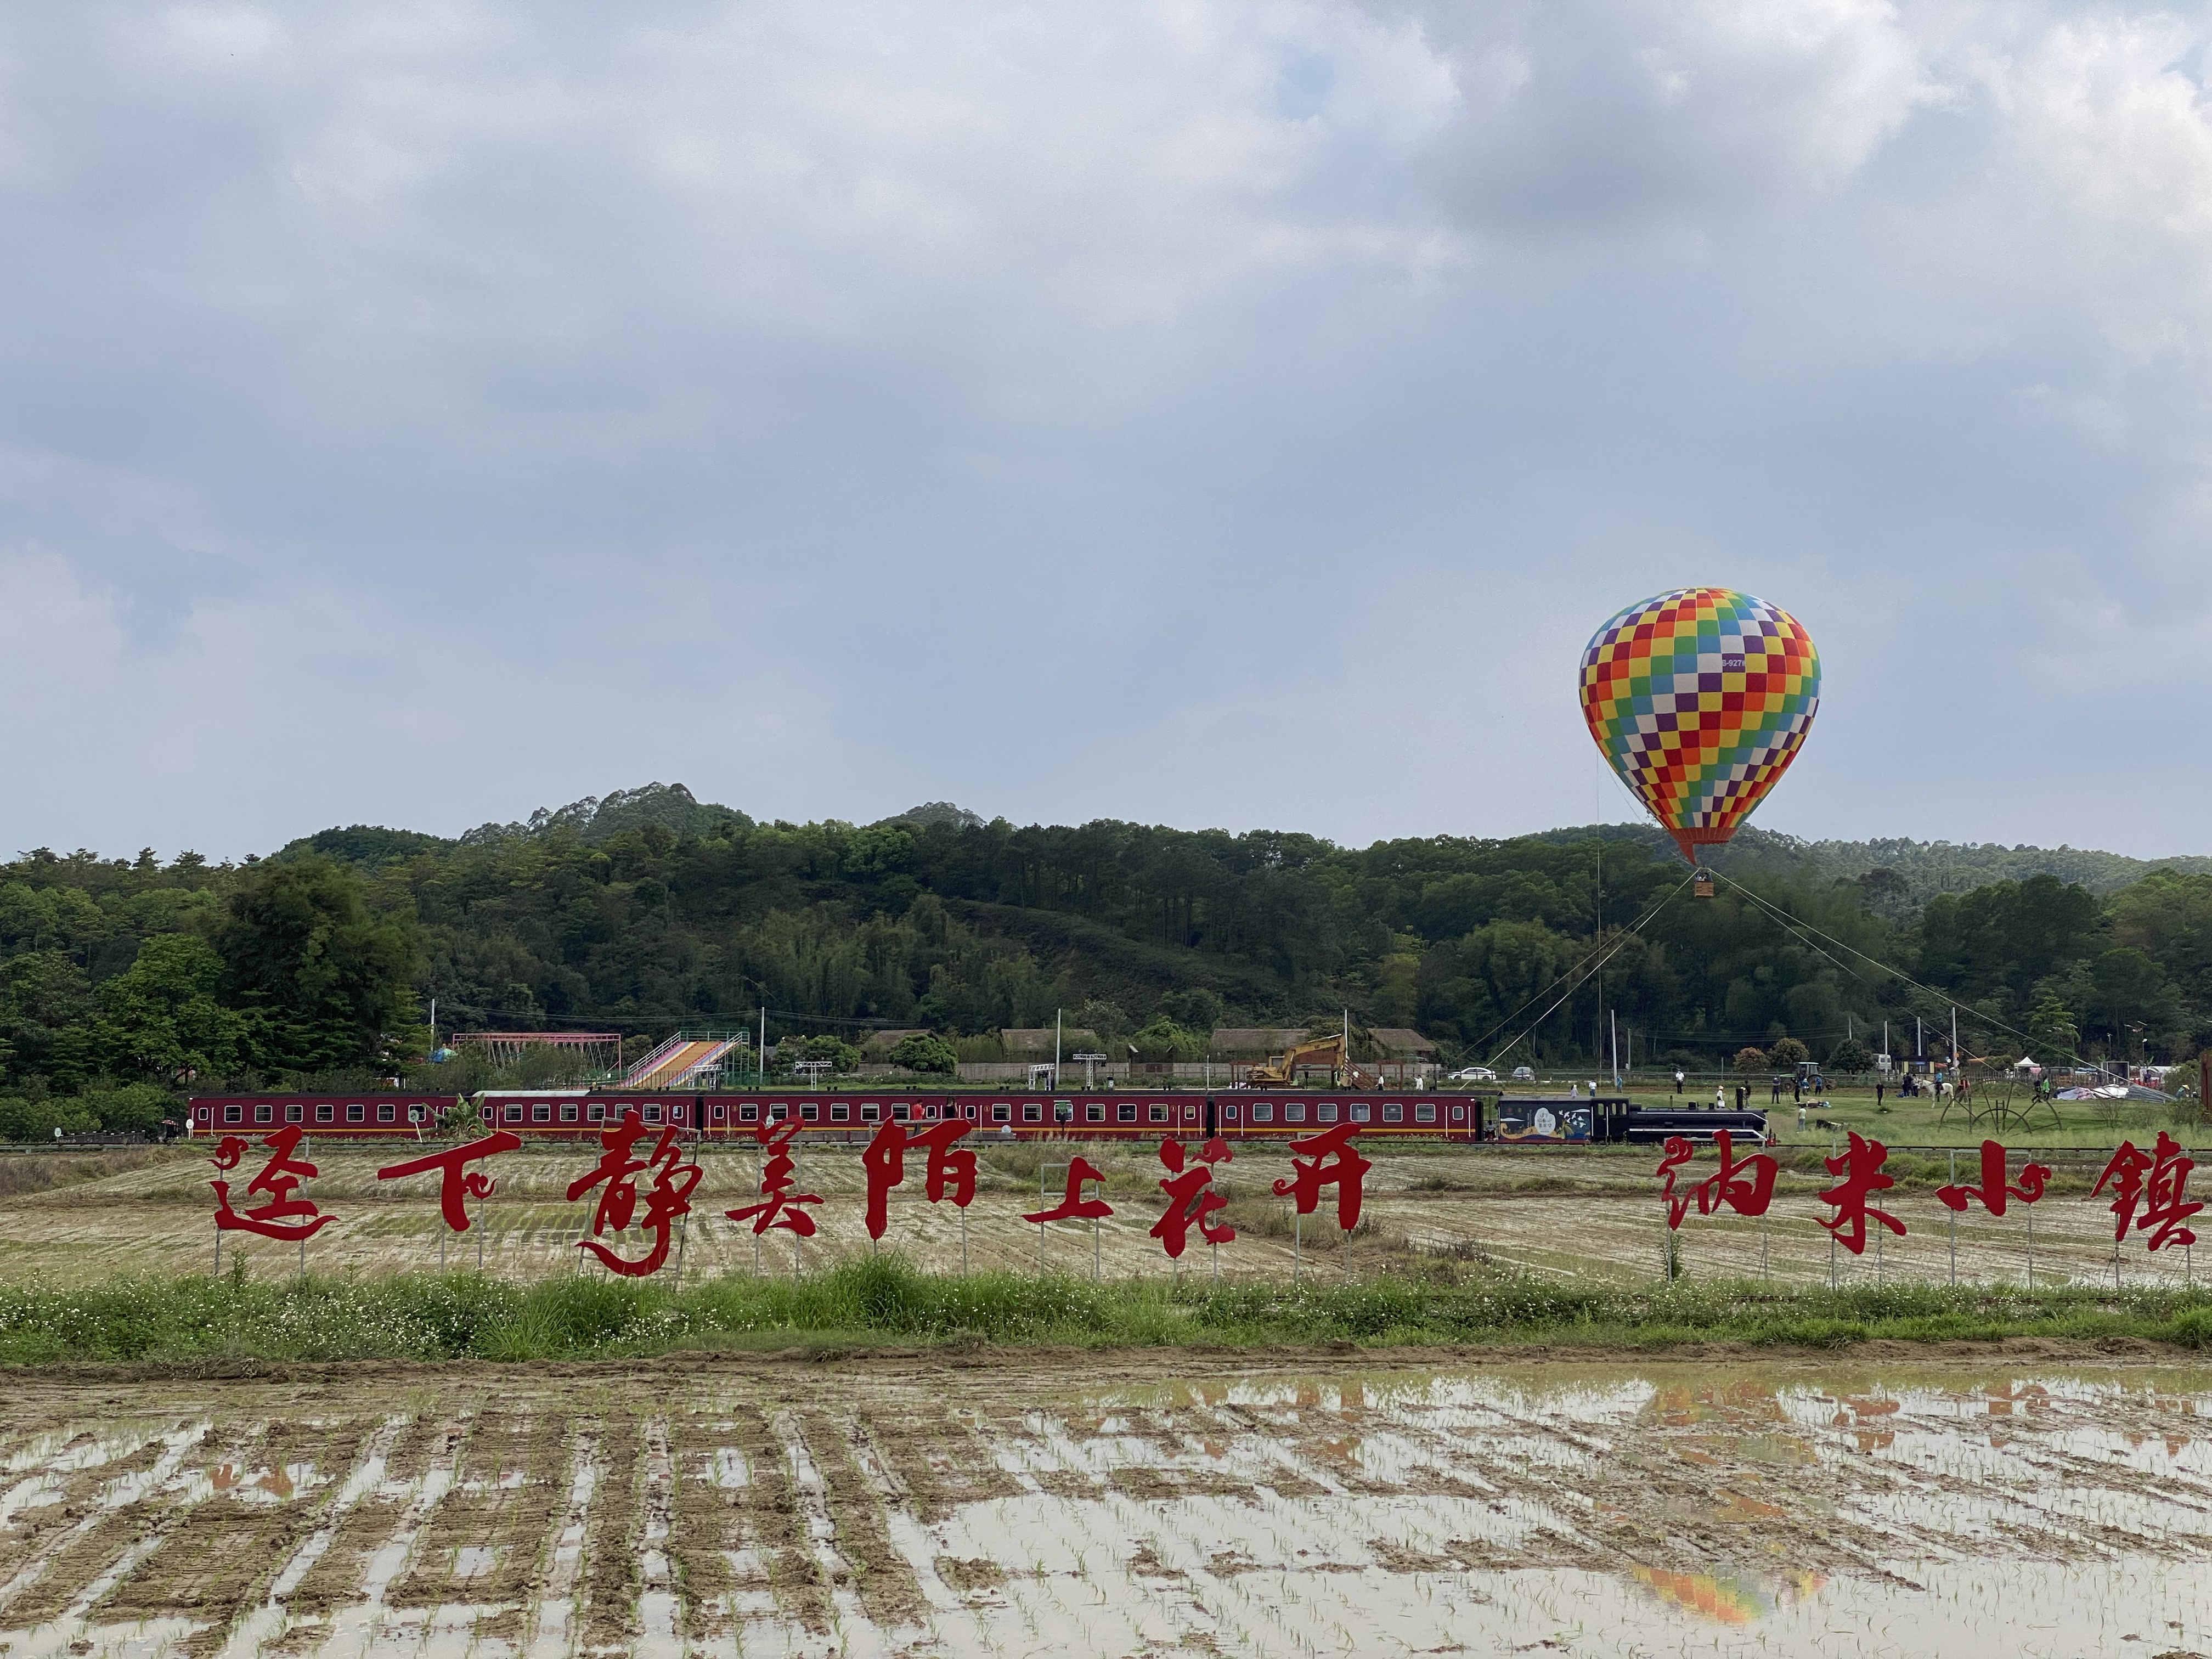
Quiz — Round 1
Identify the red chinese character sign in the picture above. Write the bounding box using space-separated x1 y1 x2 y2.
862 1119 977 1241
2095 1133 2201 1252
727 1116 823 1239
1818 1132 1904 1256
378 1132 522 1232
1936 1141 2050 1220
1653 1130 1776 1230
567 1113 703 1277
1272 1122 1369 1231
1152 1137 1235 1259
210 1125 334 1242
1024 1156 1113 1224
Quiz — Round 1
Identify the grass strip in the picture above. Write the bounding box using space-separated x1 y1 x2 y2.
0 1258 2209 1364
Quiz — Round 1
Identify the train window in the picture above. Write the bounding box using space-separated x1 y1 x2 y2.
1118 1103 1137 1124
561 1104 579 1122
1023 1104 1042 1122
1317 1102 1339 1123
672 1103 687 1124
828 1103 847 1122
533 1104 552 1123
921 1103 938 1120
768 1103 788 1121
1448 1103 1465 1121
1349 1103 1370 1123
1383 1103 1404 1123
1415 1103 1436 1123
712 1104 726 1122
1184 1103 1199 1121
379 1104 397 1122
1086 1103 1105 1122
966 1104 979 1121
1054 1101 1074 1123
587 1103 606 1122
1149 1104 1169 1124
892 1102 910 1121
480 1102 495 1122
1284 1103 1306 1124
312 1103 330 1123
350 1104 368 1124
992 1104 1012 1123
197 1107 212 1124
286 1103 304 1124
223 1104 242 1125
740 1104 759 1123
802 1104 820 1122
644 1103 663 1125
255 1104 274 1125
1252 1103 1273 1123
861 1103 881 1122
1223 1104 1239 1122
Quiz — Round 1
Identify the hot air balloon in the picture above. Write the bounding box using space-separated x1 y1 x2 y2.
1579 588 1820 881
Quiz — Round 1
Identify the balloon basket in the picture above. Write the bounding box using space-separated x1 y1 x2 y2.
1692 869 1715 899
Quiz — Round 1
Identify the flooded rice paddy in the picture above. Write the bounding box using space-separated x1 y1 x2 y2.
0 1351 2202 1657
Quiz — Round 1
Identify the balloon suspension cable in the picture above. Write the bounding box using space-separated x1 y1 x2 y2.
1707 870 2111 1076
1480 870 1700 1070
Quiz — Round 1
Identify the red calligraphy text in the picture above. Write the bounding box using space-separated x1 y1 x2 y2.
2094 1132 2202 1251
726 1115 823 1238
378 1131 522 1232
1817 1131 1904 1256
566 1111 703 1277
1936 1141 2050 1219
1272 1121 1371 1231
210 1124 335 1242
1151 1136 1236 1259
1023 1155 1112 1224
1654 1129 1778 1231
861 1119 977 1240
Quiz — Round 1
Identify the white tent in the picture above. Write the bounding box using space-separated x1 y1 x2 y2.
2009 1055 2041 1074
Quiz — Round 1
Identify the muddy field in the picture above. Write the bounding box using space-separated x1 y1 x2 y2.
0 1143 2201 1292
0 1349 2203 1656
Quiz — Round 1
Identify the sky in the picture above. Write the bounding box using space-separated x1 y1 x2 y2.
5 2 2212 860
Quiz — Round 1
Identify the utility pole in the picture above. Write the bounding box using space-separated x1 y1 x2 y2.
1054 1007 1062 1091
1610 1009 1619 1088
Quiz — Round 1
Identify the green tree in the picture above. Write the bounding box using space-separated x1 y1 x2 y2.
1733 1046 1768 1075
1829 1036 1871 1073
94 935 247 1085
888 1032 958 1074
1128 1017 1204 1062
779 1034 861 1074
2026 989 2080 1065
1769 1036 1810 1068
215 859 417 1075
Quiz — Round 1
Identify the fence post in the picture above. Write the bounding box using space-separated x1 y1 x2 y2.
1947 1149 1956 1286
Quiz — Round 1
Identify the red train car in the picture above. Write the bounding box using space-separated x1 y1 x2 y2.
471 1090 1483 1142
187 1095 460 1138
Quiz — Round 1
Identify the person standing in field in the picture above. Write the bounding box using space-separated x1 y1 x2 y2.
1875 1078 1886 1109
1674 1069 1684 1096
1713 1084 1726 1110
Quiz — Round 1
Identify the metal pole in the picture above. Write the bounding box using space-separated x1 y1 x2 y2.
962 1207 969 1275
2025 1205 2033 1290
1294 1209 1302 1283
1828 1228 1836 1290
1875 1222 1882 1286
1948 1150 1956 1285
674 1212 687 1293
1760 1211 1768 1283
1093 1205 1100 1282
214 1221 221 1278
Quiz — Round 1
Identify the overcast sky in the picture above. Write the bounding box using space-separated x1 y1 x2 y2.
5 2 2212 860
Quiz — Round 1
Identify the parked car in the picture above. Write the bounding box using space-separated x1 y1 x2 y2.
1451 1066 1497 1081
1511 1065 1535 1081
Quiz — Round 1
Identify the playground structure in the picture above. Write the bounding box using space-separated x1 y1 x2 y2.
448 1032 624 1070
617 1028 751 1089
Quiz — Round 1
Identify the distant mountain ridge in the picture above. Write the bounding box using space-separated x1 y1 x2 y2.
1537 822 2212 900
292 784 2208 907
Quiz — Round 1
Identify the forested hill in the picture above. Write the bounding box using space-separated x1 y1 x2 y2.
2 781 2210 1134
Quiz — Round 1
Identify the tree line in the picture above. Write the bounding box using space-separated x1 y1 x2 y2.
0 783 2204 1133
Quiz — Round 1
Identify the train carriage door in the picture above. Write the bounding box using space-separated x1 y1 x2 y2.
1204 1094 1216 1135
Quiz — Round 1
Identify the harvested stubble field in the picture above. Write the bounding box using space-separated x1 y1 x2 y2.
0 1142 2201 1293
0 1350 2204 1656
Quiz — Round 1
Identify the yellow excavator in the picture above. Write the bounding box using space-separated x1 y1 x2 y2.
1246 1033 1377 1088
